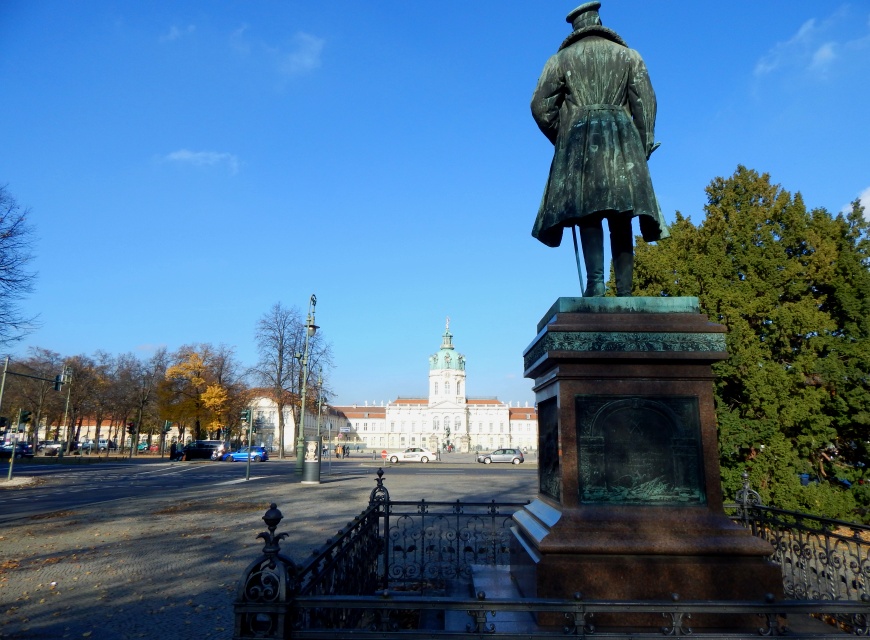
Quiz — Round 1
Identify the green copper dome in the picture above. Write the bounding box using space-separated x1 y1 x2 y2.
429 321 466 371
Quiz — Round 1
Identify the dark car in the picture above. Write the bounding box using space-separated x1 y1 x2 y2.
0 442 35 459
476 448 524 465
221 446 269 462
181 440 223 461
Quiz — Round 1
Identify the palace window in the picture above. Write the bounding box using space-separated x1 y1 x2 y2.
434 382 439 395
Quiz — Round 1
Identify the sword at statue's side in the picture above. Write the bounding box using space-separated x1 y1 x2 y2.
571 226 585 297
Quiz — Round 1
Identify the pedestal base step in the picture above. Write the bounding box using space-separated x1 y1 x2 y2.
442 565 539 633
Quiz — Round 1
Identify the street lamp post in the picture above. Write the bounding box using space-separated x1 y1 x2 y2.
243 408 254 481
316 370 324 439
58 367 72 460
294 294 318 475
324 403 332 473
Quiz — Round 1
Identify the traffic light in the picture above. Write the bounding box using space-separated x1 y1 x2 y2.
163 420 172 434
240 409 251 424
54 375 64 391
252 417 261 434
18 410 32 432
126 422 136 436
0 417 7 429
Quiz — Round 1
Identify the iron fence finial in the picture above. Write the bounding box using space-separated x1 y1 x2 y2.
369 467 390 504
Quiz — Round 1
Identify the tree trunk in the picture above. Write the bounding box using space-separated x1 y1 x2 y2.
277 398 286 459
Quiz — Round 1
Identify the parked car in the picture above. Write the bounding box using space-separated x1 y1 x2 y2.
211 442 232 460
81 439 117 453
181 440 223 461
38 440 64 456
477 448 524 465
221 446 269 462
97 438 117 452
0 442 35 459
386 447 436 464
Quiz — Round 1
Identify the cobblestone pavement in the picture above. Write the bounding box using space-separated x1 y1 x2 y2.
0 463 537 639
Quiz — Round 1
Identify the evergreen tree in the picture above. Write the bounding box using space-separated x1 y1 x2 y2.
634 167 870 519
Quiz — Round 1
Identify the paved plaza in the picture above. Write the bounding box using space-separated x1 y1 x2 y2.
0 460 537 640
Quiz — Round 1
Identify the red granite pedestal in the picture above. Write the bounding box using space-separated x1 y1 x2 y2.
510 298 782 628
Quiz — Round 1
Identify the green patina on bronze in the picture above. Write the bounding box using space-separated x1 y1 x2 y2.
524 331 727 372
576 395 706 505
537 296 700 332
531 2 668 296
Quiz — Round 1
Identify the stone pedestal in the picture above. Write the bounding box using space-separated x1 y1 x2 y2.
510 298 781 627
459 433 471 454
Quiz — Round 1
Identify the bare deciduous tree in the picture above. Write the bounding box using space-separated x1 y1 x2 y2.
0 185 38 347
252 302 333 459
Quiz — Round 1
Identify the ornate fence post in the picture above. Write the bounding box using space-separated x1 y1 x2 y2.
233 504 298 640
734 470 763 531
369 467 390 590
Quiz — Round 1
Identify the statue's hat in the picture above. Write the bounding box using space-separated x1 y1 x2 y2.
559 1 627 51
566 2 602 31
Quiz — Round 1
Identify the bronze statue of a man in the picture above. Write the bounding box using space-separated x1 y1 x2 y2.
531 2 668 297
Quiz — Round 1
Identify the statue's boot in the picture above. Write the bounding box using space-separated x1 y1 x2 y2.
579 224 605 297
609 213 634 297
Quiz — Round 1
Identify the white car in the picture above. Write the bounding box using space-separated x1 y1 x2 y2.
387 447 436 464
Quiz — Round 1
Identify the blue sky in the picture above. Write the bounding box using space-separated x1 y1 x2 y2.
1 1 869 407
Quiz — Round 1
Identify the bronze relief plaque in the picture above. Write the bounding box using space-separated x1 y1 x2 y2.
576 396 705 505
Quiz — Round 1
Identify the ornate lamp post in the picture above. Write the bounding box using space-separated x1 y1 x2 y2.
294 294 318 474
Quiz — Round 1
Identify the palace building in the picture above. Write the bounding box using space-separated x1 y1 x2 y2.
332 321 537 453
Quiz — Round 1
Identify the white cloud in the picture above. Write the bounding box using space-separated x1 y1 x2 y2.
163 149 240 174
754 18 817 76
754 8 868 78
809 42 837 71
278 32 325 76
160 24 196 43
840 186 870 216
230 26 325 77
230 24 251 54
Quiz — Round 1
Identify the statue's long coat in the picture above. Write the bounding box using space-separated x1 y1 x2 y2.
531 28 669 247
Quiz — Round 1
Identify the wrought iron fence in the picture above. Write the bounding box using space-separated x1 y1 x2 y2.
234 469 870 639
383 496 526 591
726 472 870 602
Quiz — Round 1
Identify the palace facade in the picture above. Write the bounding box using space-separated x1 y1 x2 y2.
332 322 537 453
